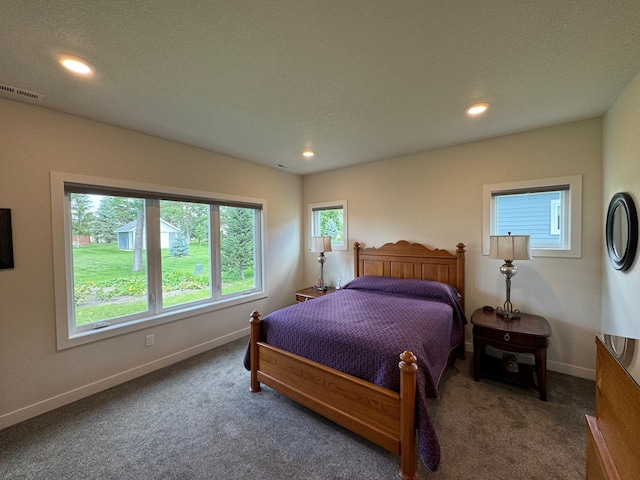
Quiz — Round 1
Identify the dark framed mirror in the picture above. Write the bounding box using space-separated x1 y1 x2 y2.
606 192 638 271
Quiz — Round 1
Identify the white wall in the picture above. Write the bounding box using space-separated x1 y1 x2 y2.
0 93 614 429
0 98 302 428
602 70 640 339
303 118 603 379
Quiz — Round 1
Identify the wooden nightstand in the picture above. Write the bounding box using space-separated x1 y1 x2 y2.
471 308 552 400
295 286 337 302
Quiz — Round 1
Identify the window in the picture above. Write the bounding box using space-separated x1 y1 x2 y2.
308 200 348 251
482 175 582 258
51 172 265 349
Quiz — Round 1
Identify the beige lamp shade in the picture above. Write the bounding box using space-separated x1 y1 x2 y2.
311 236 333 253
489 234 532 261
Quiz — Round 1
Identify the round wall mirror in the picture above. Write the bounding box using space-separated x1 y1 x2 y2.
606 192 638 271
604 334 636 367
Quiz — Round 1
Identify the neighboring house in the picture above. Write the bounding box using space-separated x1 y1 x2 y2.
495 191 562 247
72 235 91 247
114 218 180 250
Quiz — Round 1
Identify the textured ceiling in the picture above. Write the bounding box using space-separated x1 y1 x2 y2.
2 1 640 175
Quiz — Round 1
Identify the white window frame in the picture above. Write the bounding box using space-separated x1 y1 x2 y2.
482 175 582 258
308 200 348 251
550 199 561 235
51 172 267 350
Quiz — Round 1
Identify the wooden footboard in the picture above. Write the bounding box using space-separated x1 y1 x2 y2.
250 311 418 480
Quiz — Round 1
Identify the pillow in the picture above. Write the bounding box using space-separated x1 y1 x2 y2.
342 275 455 298
343 275 466 323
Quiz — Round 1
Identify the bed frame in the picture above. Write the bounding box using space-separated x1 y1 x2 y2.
249 240 466 479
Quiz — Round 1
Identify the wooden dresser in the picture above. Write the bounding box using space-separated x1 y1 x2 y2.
585 335 640 480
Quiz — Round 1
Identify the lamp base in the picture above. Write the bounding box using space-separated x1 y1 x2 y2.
496 307 521 320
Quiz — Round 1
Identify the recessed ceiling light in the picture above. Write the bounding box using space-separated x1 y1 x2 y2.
465 102 489 117
56 54 95 76
302 149 315 158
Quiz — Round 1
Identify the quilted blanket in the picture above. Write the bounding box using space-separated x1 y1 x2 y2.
244 275 466 471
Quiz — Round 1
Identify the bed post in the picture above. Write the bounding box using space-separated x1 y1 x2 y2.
456 243 466 310
249 311 262 393
353 241 361 278
398 351 418 480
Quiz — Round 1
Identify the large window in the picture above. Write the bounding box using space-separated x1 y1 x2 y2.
309 200 348 251
482 175 582 258
52 172 265 349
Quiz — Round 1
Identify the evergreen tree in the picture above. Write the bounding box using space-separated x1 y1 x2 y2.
70 193 95 240
323 218 339 240
169 231 190 257
94 196 137 244
319 209 343 242
220 206 253 279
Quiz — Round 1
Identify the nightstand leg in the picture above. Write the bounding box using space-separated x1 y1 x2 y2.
535 349 547 401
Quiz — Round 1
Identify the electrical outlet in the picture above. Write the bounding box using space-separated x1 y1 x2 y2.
145 334 154 347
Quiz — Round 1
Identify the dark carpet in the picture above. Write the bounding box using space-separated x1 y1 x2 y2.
0 337 594 479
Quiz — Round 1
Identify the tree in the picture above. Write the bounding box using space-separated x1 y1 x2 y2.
132 204 145 272
323 218 339 240
94 196 137 244
169 231 190 257
92 195 144 272
220 206 253 279
70 194 95 242
190 206 209 244
319 209 343 242
160 200 209 244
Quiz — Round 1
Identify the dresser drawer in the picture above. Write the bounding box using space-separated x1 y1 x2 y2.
585 415 618 480
473 325 548 348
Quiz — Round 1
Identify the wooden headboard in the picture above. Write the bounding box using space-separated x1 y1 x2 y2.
354 240 466 308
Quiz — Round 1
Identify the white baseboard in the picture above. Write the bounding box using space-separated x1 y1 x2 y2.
463 341 595 381
0 328 250 431
547 360 595 380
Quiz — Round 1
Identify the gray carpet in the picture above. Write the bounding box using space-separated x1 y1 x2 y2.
0 337 594 479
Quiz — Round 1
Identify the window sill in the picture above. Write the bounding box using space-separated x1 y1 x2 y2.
57 291 267 350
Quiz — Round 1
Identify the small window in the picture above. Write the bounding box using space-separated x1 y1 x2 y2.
309 200 348 251
483 176 582 258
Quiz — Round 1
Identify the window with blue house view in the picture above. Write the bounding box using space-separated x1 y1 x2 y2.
494 190 566 249
483 175 582 258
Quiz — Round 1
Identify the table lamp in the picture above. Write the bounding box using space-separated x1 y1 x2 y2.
489 232 532 319
311 236 332 290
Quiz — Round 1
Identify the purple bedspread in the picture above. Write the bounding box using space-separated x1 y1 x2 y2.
244 276 466 471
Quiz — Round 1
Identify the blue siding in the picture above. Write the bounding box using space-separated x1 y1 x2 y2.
495 192 561 246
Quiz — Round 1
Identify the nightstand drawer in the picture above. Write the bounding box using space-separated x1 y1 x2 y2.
295 287 337 303
473 325 548 348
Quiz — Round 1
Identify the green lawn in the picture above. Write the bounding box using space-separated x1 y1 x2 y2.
73 243 212 283
72 243 254 325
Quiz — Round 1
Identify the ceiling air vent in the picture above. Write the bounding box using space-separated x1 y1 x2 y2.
0 82 43 101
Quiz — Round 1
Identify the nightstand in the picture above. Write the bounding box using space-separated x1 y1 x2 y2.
295 286 337 302
471 308 552 400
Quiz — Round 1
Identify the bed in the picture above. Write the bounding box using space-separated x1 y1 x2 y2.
246 240 466 479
